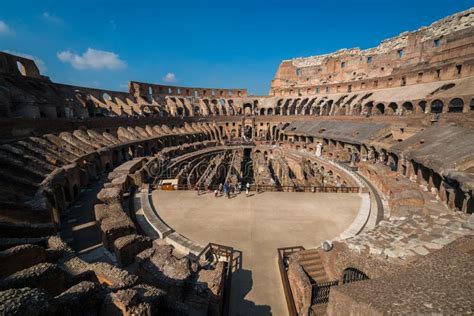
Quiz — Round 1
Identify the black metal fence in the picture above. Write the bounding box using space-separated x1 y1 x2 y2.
163 183 360 193
342 268 369 284
311 280 339 305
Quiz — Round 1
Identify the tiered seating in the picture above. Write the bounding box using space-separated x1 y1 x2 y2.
92 158 227 314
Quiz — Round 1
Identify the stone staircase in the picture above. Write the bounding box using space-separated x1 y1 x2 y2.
298 249 331 315
311 303 328 316
299 249 329 284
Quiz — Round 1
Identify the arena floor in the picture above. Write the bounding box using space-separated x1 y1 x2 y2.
152 190 362 315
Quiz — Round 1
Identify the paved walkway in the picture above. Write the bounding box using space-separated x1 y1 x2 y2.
60 177 104 255
152 190 361 315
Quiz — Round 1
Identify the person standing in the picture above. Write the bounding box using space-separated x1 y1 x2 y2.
246 182 250 196
224 182 229 199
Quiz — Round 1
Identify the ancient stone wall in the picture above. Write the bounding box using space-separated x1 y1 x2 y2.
271 9 474 96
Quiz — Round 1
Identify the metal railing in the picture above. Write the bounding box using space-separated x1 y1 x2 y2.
255 185 359 193
160 183 360 193
277 246 306 316
311 280 339 305
196 243 234 316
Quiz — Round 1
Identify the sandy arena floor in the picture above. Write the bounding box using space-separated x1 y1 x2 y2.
152 190 361 316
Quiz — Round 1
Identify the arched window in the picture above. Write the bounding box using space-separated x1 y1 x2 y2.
448 98 464 113
342 268 369 284
431 100 444 113
103 93 112 102
375 103 385 115
418 101 427 114
387 103 397 114
402 102 413 113
16 61 27 76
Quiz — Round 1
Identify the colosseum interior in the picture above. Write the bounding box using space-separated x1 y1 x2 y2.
0 7 473 316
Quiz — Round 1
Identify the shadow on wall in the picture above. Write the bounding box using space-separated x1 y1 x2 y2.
230 267 272 316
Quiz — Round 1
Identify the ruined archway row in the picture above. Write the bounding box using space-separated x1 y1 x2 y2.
277 123 473 214
2 49 473 120
0 121 224 227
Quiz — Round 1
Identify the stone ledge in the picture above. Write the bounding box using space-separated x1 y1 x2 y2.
140 191 173 239
165 232 204 257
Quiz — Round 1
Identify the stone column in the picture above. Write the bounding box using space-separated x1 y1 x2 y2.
461 193 471 213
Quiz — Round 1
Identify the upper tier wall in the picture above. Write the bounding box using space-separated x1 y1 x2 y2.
270 8 474 94
129 81 247 99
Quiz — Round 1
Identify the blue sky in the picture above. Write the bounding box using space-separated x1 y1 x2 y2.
0 0 472 95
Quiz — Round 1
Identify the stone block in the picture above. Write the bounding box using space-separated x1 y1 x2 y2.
0 287 51 316
53 281 106 315
91 262 138 290
113 234 152 267
0 263 65 296
135 245 192 302
0 244 47 278
97 187 122 204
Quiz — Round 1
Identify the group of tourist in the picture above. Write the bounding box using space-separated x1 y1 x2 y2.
214 182 251 198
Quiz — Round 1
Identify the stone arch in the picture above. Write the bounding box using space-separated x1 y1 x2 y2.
311 106 321 116
297 98 308 115
352 104 361 115
281 99 291 115
363 102 374 115
243 103 253 116
375 103 385 115
16 61 27 76
228 100 235 115
448 98 464 113
387 102 398 115
417 101 427 114
342 268 369 284
402 101 413 113
267 108 274 115
103 93 112 102
194 106 201 116
289 98 301 115
430 99 444 114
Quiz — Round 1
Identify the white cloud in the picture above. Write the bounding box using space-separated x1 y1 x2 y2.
162 72 177 83
57 48 126 70
3 50 47 73
42 12 64 25
0 21 12 36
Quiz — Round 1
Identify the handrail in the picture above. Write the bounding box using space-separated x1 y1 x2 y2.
160 183 360 193
196 242 234 316
311 280 339 305
277 246 305 316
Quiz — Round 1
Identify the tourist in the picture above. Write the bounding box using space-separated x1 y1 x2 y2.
246 182 250 196
223 182 229 198
238 182 242 193
218 183 223 195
